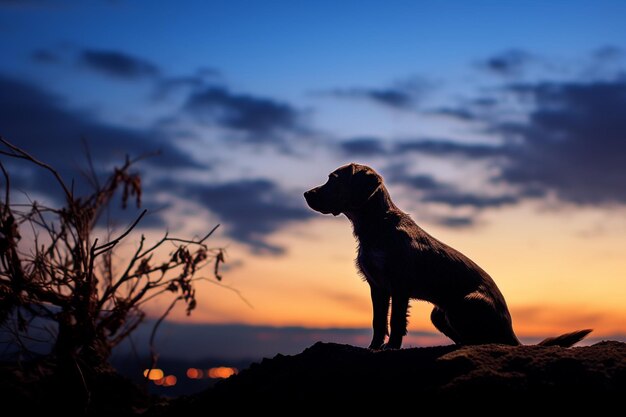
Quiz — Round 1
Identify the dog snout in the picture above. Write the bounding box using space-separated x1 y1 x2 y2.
304 188 321 210
304 187 317 200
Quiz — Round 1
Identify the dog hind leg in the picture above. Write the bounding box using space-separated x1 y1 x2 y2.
430 306 463 344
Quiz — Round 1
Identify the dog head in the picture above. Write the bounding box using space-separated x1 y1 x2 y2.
304 163 383 216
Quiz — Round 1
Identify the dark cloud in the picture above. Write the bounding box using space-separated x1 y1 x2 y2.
0 0 49 7
153 76 205 100
325 79 426 110
385 169 443 191
162 178 314 255
395 139 503 158
592 46 624 62
436 215 475 228
428 107 476 121
328 87 414 109
339 137 387 156
423 192 518 209
398 76 626 207
471 97 498 108
480 49 531 77
153 68 220 100
31 49 59 64
0 74 199 199
184 86 302 141
114 321 446 360
495 78 626 205
79 49 160 79
383 166 514 229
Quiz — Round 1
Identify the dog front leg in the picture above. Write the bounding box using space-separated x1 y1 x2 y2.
369 285 390 349
387 295 409 349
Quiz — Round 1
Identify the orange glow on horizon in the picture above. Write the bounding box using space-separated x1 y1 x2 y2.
163 375 177 387
207 367 237 379
143 368 164 380
142 202 626 340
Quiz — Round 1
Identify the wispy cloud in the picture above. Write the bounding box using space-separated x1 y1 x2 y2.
496 77 626 205
478 49 533 77
31 48 59 64
339 137 388 156
183 86 305 144
161 178 314 255
0 73 199 217
323 78 427 111
79 49 160 79
395 139 504 158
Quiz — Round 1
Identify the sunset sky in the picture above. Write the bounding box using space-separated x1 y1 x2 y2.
2 0 626 355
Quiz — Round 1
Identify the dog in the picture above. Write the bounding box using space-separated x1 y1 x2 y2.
304 163 591 349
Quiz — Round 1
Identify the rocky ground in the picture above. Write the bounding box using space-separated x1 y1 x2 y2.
5 341 625 414
170 340 626 412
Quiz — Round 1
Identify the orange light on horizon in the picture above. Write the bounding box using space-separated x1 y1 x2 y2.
143 368 164 380
207 366 237 379
163 375 177 387
187 368 204 379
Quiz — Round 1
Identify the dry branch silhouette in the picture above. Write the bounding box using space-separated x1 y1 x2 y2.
0 137 225 370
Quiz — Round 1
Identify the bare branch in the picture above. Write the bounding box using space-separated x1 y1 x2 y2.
0 137 72 202
93 209 147 256
1 138 232 369
0 161 10 216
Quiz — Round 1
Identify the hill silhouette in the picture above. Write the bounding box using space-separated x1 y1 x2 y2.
168 340 626 412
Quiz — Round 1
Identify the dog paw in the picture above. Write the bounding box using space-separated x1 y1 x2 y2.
368 340 385 350
383 339 402 350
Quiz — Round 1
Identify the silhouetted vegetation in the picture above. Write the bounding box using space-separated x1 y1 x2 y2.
0 137 224 372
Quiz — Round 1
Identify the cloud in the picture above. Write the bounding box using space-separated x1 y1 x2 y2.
79 49 160 79
384 165 517 227
385 169 444 191
0 0 50 7
161 178 314 255
0 74 199 198
325 79 426 111
427 107 476 121
153 68 221 100
395 75 626 208
183 86 303 141
31 48 59 64
114 321 447 360
339 137 387 156
479 49 532 77
329 87 414 109
496 77 626 205
592 46 624 62
436 215 475 228
395 139 504 158
423 191 518 209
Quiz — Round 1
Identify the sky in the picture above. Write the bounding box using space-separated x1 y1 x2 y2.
1 0 626 358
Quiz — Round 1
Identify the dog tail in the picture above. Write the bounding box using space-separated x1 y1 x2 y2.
538 329 593 347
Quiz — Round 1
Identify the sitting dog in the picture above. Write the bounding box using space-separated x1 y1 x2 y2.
304 163 591 349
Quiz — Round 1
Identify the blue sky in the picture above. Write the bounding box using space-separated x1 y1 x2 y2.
2 0 626 357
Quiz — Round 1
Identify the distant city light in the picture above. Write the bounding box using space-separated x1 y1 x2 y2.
207 367 238 379
163 375 177 387
143 368 164 380
186 366 238 379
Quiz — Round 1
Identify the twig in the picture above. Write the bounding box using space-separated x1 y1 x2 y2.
145 296 181 382
198 277 254 309
93 209 147 256
0 137 72 202
0 161 10 216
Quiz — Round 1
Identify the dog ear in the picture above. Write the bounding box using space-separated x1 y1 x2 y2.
349 164 382 208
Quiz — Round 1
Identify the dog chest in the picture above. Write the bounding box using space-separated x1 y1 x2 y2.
357 247 388 287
